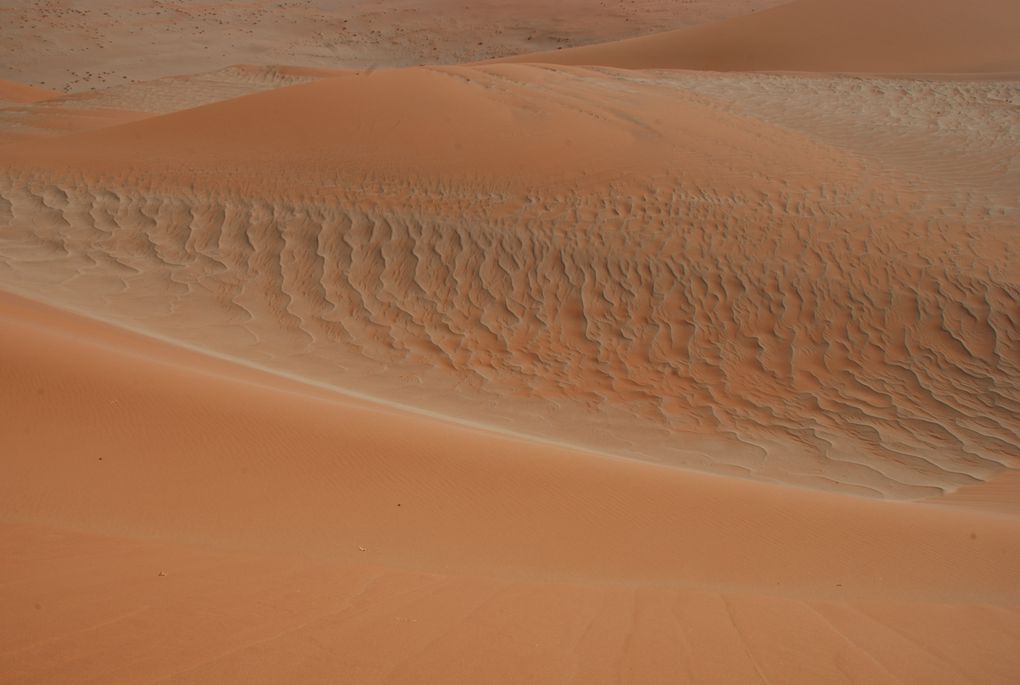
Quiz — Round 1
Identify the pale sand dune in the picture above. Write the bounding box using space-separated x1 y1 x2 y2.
1 65 1017 499
503 0 1020 74
2 291 1019 683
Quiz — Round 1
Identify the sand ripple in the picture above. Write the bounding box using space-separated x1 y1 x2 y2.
1 69 1017 499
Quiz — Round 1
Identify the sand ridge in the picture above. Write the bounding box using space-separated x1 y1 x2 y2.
1 65 1017 499
1 1 1019 682
0 65 347 145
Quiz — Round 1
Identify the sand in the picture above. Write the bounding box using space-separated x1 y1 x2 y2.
0 65 345 145
503 0 1020 74
3 292 1020 684
1 0 1018 682
3 66 1017 498
1 0 787 92
0 79 58 106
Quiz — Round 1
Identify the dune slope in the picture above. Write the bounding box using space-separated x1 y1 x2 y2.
0 65 344 145
2 2 1019 682
1 65 1017 499
501 0 1020 74
3 290 1020 683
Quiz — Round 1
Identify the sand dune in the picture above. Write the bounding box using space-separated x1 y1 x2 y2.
503 0 1020 74
1 0 786 92
2 1 1019 683
0 65 343 145
3 291 1019 683
2 65 1017 499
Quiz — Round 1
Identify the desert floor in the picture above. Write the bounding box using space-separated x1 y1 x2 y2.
2 1 1019 683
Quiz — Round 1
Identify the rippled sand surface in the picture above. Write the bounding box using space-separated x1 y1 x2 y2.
2 0 1019 683
3 66 1017 498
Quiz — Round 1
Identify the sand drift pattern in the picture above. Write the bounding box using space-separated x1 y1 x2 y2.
2 68 1018 499
1 168 1017 499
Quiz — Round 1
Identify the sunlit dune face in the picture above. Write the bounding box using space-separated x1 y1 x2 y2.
2 65 1017 498
2 1 1019 683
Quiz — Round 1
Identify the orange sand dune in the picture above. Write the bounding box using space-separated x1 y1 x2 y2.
3 290 1019 683
2 65 1017 499
5 61 879 181
2 1 1019 682
0 65 345 145
503 0 1020 74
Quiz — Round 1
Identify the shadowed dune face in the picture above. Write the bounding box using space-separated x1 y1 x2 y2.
1 66 1017 499
504 0 1020 74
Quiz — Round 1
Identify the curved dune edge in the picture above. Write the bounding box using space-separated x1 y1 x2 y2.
0 65 349 146
1 64 1017 500
3 289 1020 683
498 0 1020 74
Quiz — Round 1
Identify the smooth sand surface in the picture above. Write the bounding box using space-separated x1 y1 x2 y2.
503 0 1020 74
0 79 58 106
0 65 345 145
3 291 1020 683
1 0 1019 682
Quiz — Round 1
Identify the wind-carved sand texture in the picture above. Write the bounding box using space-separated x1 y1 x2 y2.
2 66 1017 498
2 0 1020 683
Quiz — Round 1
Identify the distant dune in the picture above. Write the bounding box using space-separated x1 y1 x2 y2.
503 0 1020 74
2 1 1019 683
0 65 344 145
1 0 787 92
